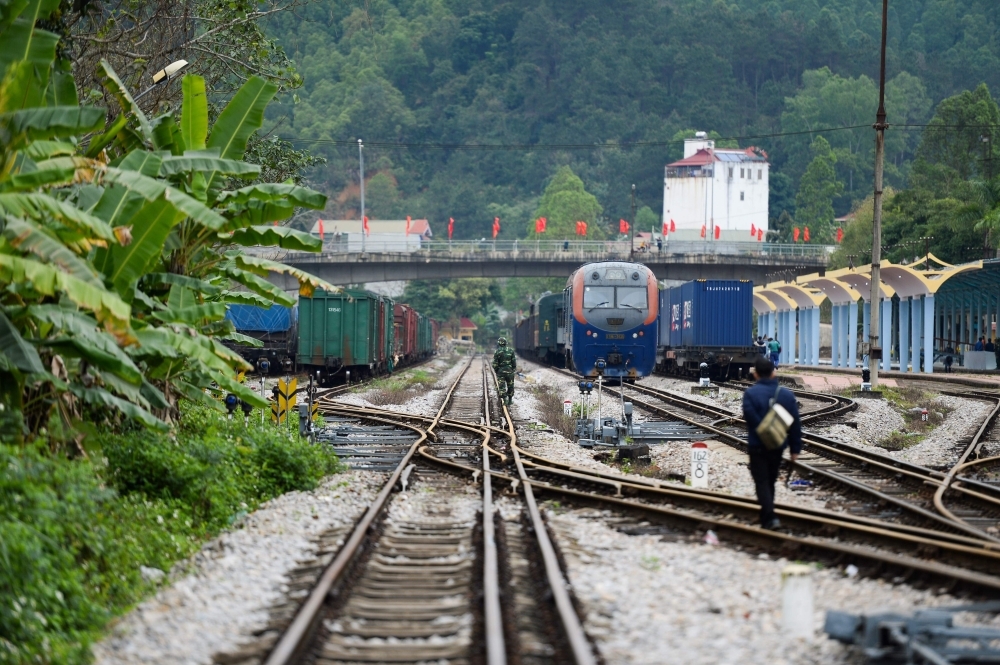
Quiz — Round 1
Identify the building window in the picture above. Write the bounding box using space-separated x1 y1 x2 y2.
740 168 745 178
740 192 745 201
758 169 763 179
728 168 733 178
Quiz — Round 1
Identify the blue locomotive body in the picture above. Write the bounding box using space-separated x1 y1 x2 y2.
564 261 659 379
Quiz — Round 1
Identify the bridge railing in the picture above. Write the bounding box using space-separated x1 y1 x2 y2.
273 238 832 261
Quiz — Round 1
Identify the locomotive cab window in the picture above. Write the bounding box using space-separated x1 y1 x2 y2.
584 286 614 309
616 287 648 309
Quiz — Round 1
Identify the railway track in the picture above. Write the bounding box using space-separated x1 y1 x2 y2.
258 356 593 665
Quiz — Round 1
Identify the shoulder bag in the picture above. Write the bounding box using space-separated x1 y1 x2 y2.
755 386 794 450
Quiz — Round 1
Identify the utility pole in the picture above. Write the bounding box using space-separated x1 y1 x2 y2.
869 0 889 387
358 139 365 254
630 184 636 260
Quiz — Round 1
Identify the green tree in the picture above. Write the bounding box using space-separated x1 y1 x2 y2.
528 166 604 239
400 279 501 323
795 136 844 244
635 206 659 234
914 84 1000 185
366 172 402 219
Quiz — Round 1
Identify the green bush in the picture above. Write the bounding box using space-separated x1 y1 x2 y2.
0 404 342 664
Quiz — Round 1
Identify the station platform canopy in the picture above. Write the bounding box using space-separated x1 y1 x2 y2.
752 255 998 374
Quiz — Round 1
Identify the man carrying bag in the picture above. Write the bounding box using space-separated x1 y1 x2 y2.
741 356 802 530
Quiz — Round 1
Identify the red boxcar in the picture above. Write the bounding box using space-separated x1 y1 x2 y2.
431 318 441 348
394 303 418 362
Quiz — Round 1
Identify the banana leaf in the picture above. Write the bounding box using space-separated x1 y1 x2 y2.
215 182 327 209
223 225 321 252
29 304 142 384
140 272 221 296
221 264 296 306
151 303 227 325
23 140 75 159
0 254 132 338
2 215 103 285
71 384 167 431
218 290 273 307
102 167 226 230
181 75 208 151
235 253 339 296
159 155 260 178
204 76 277 188
0 309 44 373
97 59 152 142
221 331 264 348
0 192 116 240
95 196 183 293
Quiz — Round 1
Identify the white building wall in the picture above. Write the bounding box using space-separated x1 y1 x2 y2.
662 149 769 240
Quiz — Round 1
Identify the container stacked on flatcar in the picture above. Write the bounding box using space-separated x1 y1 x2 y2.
224 304 297 374
657 279 761 379
297 289 395 383
513 292 566 367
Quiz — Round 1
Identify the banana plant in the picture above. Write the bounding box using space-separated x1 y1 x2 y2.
0 0 334 444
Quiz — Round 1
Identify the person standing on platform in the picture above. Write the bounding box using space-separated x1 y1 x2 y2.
976 337 985 352
742 356 802 530
766 337 781 369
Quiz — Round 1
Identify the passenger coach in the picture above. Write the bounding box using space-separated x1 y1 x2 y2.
564 261 658 380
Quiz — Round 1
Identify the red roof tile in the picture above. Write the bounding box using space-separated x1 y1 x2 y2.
459 317 478 329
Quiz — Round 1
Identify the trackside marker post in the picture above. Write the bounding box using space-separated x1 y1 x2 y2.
782 564 814 639
563 400 572 416
690 442 709 488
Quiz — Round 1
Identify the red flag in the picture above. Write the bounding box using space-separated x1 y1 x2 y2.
492 216 500 239
535 217 547 234
662 221 669 235
575 221 582 236
803 226 811 242
757 228 764 242
714 225 721 240
670 219 676 233
363 215 370 236
750 223 756 236
580 221 587 235
448 217 454 240
405 215 411 235
700 225 706 238
318 219 324 239
619 219 630 234
836 227 844 243
793 227 800 242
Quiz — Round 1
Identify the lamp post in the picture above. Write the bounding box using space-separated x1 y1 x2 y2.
630 184 636 260
134 60 189 101
868 0 889 387
358 139 365 254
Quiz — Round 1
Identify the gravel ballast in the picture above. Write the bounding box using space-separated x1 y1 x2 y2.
547 506 968 664
92 471 384 665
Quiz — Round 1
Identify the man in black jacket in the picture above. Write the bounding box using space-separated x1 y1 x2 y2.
741 356 802 530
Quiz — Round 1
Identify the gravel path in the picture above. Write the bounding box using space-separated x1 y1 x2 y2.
91 471 384 665
815 395 991 468
547 506 963 664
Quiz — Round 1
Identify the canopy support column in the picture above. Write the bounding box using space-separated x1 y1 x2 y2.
848 300 859 368
900 297 910 372
924 294 934 373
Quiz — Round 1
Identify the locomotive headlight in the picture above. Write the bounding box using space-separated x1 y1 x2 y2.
632 333 638 338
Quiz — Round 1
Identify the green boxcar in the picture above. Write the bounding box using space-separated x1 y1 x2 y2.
417 313 432 356
297 289 395 381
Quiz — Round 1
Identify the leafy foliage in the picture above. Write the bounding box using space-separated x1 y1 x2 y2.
0 0 333 444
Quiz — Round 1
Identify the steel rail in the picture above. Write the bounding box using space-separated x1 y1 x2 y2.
480 360 506 665
263 357 475 665
489 364 597 665
933 395 1000 529
262 413 428 665
596 385 1000 543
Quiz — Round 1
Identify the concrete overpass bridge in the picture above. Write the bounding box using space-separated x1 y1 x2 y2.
266 239 831 288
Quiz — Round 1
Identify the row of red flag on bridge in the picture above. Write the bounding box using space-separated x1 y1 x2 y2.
312 215 846 244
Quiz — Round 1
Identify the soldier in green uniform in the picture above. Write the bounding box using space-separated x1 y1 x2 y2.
493 337 517 406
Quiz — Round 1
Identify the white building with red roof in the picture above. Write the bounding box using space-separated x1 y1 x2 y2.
662 133 769 241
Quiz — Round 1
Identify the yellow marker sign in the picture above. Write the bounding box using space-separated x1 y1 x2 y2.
271 378 299 424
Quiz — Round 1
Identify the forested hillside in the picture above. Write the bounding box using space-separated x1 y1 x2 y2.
265 0 1000 240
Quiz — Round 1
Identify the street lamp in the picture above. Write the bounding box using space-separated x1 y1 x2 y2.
135 60 189 101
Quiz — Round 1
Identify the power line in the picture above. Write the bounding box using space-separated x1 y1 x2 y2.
279 125 871 152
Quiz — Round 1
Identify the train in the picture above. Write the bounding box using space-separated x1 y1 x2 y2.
513 261 762 380
224 289 439 383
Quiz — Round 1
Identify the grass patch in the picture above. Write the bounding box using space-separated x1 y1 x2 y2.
879 431 924 451
528 383 577 440
361 368 436 406
0 404 343 664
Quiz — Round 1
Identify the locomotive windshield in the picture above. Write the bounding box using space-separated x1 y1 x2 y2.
616 287 648 309
584 286 614 309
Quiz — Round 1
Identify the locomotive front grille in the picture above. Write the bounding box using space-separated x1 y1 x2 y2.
608 352 623 365
606 318 625 326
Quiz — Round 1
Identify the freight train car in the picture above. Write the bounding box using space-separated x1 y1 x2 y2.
657 279 761 379
513 292 566 367
564 261 658 380
297 289 395 383
394 303 418 365
224 304 297 374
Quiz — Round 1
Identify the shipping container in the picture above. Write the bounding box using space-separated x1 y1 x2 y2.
226 304 295 333
678 280 754 348
535 293 562 350
297 289 393 378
